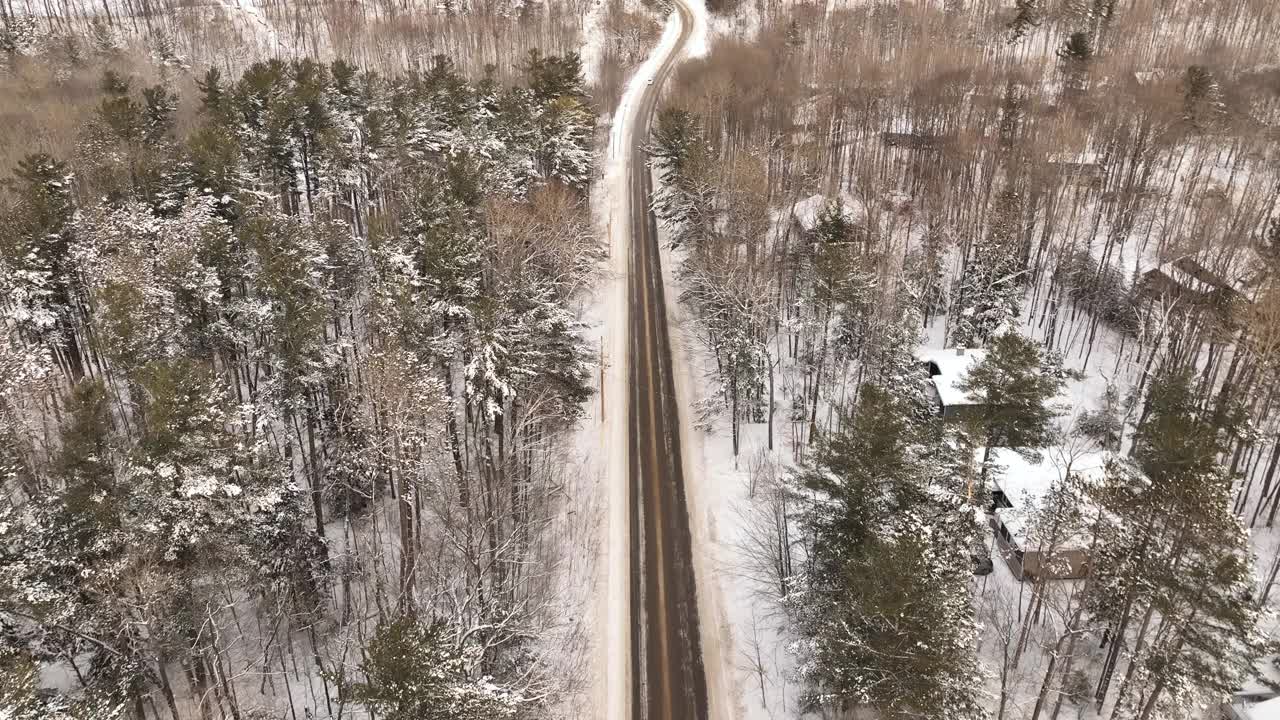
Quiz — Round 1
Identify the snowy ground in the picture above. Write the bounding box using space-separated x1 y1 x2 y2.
651 187 1280 720
213 0 287 56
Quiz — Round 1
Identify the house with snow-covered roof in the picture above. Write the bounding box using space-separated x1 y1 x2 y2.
880 118 951 151
984 448 1113 581
918 347 988 420
1045 151 1107 187
1224 656 1280 720
1137 256 1247 308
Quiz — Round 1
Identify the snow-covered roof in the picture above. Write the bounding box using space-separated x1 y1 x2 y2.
985 447 1111 551
1151 258 1224 295
1237 657 1280 701
885 116 936 135
1245 696 1280 720
1046 151 1104 166
1143 256 1250 297
918 348 987 409
790 192 865 233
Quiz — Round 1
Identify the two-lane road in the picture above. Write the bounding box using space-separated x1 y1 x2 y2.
625 3 709 719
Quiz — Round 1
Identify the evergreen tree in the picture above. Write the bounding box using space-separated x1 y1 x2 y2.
1 154 85 378
865 276 936 419
1007 0 1042 42
949 189 1027 348
1088 368 1263 716
141 84 177 146
346 615 519 720
1076 382 1125 450
1259 219 1280 274
793 386 985 719
196 66 227 115
1057 32 1094 103
1182 65 1226 133
524 50 587 105
812 200 877 364
957 332 1073 496
650 108 715 249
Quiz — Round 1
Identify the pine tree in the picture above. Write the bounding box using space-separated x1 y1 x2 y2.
814 201 877 364
2 154 85 378
535 94 594 189
141 85 177 146
1182 65 1226 133
196 66 227 115
650 108 716 249
1088 368 1263 715
793 386 985 719
949 189 1027 348
1057 32 1094 103
1076 382 1125 450
76 198 226 374
864 276 936 419
96 71 141 140
957 332 1073 496
345 616 519 720
1259 219 1280 274
997 80 1029 158
1007 0 1042 42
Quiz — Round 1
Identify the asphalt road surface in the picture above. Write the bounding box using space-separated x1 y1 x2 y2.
627 4 709 719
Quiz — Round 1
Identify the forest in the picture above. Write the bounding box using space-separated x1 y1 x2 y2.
5 0 1280 717
648 0 1280 718
0 13 602 718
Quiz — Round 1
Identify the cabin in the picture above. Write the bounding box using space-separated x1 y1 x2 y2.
1224 657 1280 720
919 347 987 420
1046 152 1107 187
881 131 949 151
984 448 1112 581
1137 256 1244 309
880 116 955 151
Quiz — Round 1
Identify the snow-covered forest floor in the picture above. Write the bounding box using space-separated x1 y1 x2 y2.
661 178 1280 719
